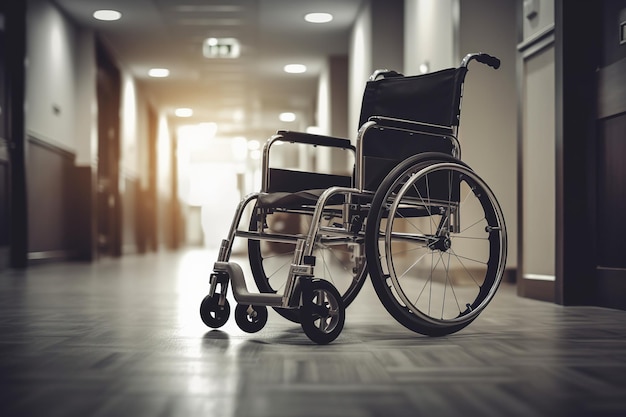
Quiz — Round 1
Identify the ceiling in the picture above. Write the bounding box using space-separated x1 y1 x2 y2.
55 0 364 139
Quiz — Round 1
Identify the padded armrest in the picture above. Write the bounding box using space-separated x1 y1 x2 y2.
267 168 352 193
368 116 453 136
261 131 355 192
276 130 355 151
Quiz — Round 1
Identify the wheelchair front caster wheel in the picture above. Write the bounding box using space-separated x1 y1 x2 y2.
235 304 268 333
300 279 345 345
200 294 230 328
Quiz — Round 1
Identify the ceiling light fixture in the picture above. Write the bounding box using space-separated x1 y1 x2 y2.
175 108 193 118
279 112 296 122
93 10 122 21
304 12 333 23
148 68 170 78
283 64 307 74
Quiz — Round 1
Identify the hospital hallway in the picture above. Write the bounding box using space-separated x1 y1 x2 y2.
0 248 625 417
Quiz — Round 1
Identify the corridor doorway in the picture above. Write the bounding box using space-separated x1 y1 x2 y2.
96 40 122 257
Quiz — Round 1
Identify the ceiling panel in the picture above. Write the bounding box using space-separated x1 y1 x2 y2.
55 0 363 137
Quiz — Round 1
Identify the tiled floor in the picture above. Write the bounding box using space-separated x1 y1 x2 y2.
1 248 625 417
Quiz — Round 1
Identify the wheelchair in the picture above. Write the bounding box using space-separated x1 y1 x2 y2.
200 52 507 344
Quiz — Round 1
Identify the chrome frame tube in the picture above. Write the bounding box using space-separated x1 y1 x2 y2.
281 240 307 308
217 192 260 262
355 121 376 191
261 134 284 193
301 186 359 258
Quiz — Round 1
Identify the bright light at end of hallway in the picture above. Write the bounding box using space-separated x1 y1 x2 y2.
304 12 333 24
247 140 260 151
231 136 248 161
175 108 193 118
93 10 122 21
177 123 218 143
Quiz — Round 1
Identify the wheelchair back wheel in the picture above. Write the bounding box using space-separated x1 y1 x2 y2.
248 203 368 323
365 157 507 336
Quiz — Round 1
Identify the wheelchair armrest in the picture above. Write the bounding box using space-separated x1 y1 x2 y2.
275 130 355 151
368 116 454 137
261 131 355 193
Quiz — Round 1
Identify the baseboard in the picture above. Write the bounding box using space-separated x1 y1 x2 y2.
28 250 76 264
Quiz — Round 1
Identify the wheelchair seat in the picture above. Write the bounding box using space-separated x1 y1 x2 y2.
257 188 345 208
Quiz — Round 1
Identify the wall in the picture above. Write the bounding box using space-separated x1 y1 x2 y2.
315 55 350 174
458 0 518 276
517 0 556 300
156 114 178 249
74 31 97 167
403 0 519 277
404 0 458 74
25 0 81 260
24 0 154 259
316 55 349 139
370 0 404 72
317 60 331 136
25 0 77 151
350 0 517 279
523 0 555 40
349 0 404 137
349 1 373 136
119 72 152 253
522 47 555 277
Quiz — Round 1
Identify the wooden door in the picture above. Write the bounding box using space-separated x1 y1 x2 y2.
0 16 8 270
0 2 27 269
595 0 626 309
96 41 121 257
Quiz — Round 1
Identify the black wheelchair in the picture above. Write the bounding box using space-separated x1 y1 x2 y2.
200 52 507 344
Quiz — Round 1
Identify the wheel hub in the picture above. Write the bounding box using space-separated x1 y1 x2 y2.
429 235 452 252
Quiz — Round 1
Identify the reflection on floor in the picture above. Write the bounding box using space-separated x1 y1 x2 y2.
1 248 625 417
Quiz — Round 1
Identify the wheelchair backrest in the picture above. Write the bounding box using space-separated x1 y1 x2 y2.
357 67 467 193
358 67 468 128
361 127 456 192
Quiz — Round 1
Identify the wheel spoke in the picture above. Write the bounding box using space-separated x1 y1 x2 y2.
441 250 462 317
395 250 432 281
459 217 486 234
448 247 483 288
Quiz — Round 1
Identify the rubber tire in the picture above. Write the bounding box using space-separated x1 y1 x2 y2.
300 279 345 345
234 304 268 333
200 294 230 329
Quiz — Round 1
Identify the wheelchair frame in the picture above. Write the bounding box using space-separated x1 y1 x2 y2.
200 52 507 344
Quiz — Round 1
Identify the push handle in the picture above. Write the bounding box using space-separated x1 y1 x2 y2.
461 52 501 69
476 53 501 69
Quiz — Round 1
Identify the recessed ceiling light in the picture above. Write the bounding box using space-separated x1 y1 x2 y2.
284 64 307 74
148 68 170 78
279 112 296 122
304 12 333 24
93 10 122 21
175 108 193 118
